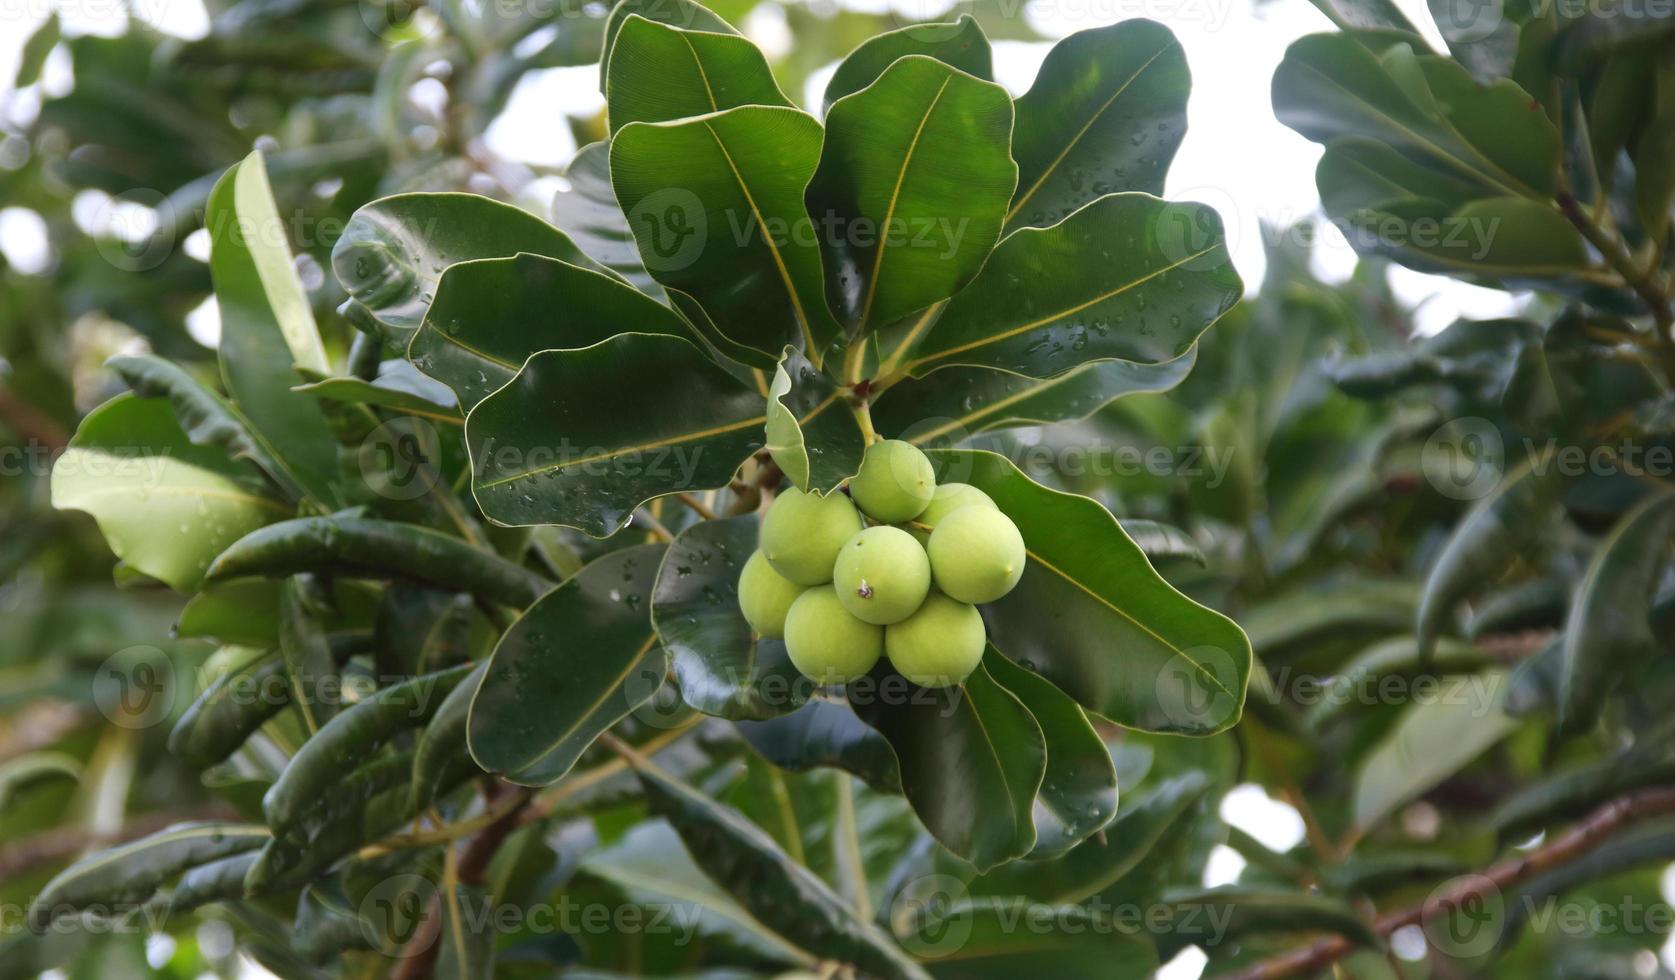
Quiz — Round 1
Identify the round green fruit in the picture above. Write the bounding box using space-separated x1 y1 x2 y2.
738 550 803 639
849 439 935 522
885 593 985 688
908 482 995 543
927 506 1025 604
760 487 863 586
784 586 883 684
832 526 931 625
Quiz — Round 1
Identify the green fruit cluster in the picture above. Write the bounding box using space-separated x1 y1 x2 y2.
739 440 1025 688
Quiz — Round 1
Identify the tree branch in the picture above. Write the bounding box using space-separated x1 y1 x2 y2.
1230 786 1675 980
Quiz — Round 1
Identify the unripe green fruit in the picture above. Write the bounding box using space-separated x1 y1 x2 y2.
908 482 995 543
738 550 802 639
784 586 883 684
832 526 931 625
849 439 935 522
885 593 985 688
760 487 863 586
927 506 1025 604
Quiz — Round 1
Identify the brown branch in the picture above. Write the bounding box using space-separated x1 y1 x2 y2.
0 386 70 451
390 784 532 980
1231 786 1675 980
1557 194 1673 334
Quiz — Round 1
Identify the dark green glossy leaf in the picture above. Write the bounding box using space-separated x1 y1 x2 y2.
469 544 669 784
807 56 1016 337
901 195 1240 380
612 107 840 367
1275 34 1559 198
1416 453 1566 659
207 516 552 609
332 193 604 344
968 771 1208 905
823 16 993 109
410 252 688 411
1559 493 1675 731
983 650 1116 858
208 152 339 506
168 653 289 770
465 334 765 536
766 346 865 492
636 761 930 979
1006 19 1189 232
850 660 1045 871
551 141 663 299
28 823 270 930
735 699 902 793
290 364 459 425
599 0 738 92
1305 0 1423 33
264 665 471 837
245 777 422 894
606 15 790 131
930 449 1251 733
52 395 288 593
651 514 808 720
875 348 1197 443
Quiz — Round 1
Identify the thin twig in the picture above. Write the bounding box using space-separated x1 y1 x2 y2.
676 492 717 521
1231 786 1675 980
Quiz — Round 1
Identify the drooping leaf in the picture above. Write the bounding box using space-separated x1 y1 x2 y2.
206 516 552 609
290 363 459 424
1415 451 1566 659
468 544 669 785
735 699 902 793
605 15 791 131
279 575 341 730
901 194 1241 379
263 665 472 837
636 760 929 979
850 660 1045 872
107 354 308 502
765 345 866 492
409 252 688 411
930 449 1251 734
907 899 1159 978
465 333 765 536
52 395 288 593
1006 19 1189 232
550 141 663 298
169 852 261 914
580 820 813 968
410 662 488 810
983 650 1117 858
332 192 605 344
28 823 271 930
1352 668 1518 829
612 107 840 366
208 152 339 505
807 55 1016 338
1558 493 1675 731
823 15 993 109
168 653 292 769
651 515 808 720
